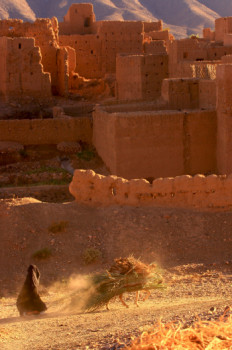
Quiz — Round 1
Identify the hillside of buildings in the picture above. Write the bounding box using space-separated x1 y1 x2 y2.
1 0 232 38
1 2 232 349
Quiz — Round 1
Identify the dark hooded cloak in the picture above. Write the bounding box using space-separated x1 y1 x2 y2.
16 265 47 316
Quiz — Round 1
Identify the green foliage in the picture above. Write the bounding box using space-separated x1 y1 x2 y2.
1 178 71 188
26 166 68 175
77 150 95 161
19 149 28 158
189 33 199 38
37 179 71 186
48 221 68 233
83 248 102 265
32 248 52 260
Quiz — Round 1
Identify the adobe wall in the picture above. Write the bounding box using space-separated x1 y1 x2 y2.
173 61 219 80
169 39 207 77
143 21 163 33
162 78 216 110
0 37 51 101
60 20 144 79
144 40 167 54
64 46 77 90
221 55 232 63
59 34 102 79
141 55 169 100
0 18 62 94
169 38 232 78
0 36 7 98
58 5 168 80
70 170 232 209
95 20 144 75
93 107 217 179
207 46 232 60
190 61 218 79
199 80 216 109
99 101 168 113
59 3 96 35
215 17 232 42
162 78 200 110
216 63 232 175
145 30 169 42
224 34 232 46
203 28 215 41
0 117 92 145
56 47 69 97
116 54 169 101
116 55 142 100
60 13 162 36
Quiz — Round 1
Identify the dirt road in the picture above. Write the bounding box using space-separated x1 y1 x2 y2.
1 198 232 349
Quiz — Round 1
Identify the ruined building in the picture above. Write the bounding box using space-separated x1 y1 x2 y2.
1 4 232 181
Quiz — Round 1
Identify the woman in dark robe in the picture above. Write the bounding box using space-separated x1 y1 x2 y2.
16 265 47 316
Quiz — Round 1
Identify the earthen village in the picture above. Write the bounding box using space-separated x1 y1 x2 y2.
1 3 232 349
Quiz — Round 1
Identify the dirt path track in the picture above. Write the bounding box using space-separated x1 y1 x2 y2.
1 198 232 349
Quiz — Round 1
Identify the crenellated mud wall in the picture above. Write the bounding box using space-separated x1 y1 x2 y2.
70 169 232 209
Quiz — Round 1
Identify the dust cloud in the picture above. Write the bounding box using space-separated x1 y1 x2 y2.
47 274 95 314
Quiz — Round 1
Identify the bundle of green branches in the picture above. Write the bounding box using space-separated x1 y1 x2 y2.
83 256 165 312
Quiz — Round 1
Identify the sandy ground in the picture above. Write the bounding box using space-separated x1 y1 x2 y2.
1 198 232 349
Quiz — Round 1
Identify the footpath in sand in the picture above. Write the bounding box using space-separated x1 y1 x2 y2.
1 198 232 349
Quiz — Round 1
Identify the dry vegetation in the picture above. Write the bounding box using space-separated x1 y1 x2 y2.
130 315 232 350
82 247 102 265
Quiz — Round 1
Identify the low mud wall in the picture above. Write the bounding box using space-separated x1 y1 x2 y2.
70 169 232 209
0 117 92 145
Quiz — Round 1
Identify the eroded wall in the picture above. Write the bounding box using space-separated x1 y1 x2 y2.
70 170 232 209
0 18 62 94
0 37 51 101
59 34 102 79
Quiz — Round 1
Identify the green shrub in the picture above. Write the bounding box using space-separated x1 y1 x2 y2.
32 248 52 260
77 150 95 161
27 166 67 175
19 149 28 158
48 221 68 233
